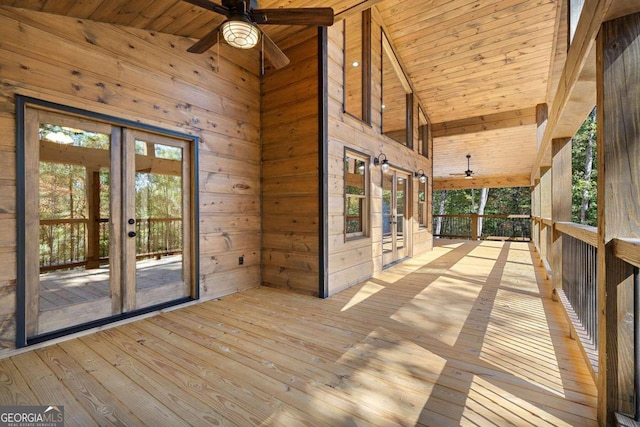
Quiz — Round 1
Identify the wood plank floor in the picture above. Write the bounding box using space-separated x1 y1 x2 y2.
0 240 597 426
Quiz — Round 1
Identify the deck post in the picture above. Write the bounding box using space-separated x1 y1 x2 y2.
551 137 572 293
539 166 552 269
470 213 478 240
596 11 640 426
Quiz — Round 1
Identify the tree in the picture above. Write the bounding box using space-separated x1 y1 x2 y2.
433 187 530 216
477 187 489 235
434 190 447 235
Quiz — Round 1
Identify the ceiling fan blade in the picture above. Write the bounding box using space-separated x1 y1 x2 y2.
251 8 334 26
187 24 223 53
183 0 231 17
261 31 290 69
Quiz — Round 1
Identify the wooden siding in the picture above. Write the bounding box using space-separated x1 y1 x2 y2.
261 29 321 296
326 9 433 295
0 241 597 425
0 7 261 356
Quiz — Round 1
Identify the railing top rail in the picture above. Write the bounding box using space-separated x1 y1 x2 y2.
40 218 89 225
613 238 640 269
433 214 531 219
556 221 598 248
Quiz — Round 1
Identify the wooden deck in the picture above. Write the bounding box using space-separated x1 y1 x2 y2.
0 240 597 426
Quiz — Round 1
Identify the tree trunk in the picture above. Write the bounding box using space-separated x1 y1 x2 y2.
580 124 596 224
435 190 448 235
477 188 489 236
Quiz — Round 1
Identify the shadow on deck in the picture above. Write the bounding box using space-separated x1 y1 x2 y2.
0 240 597 426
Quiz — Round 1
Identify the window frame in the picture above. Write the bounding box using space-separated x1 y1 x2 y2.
344 149 369 240
418 106 430 159
343 9 372 124
417 177 428 229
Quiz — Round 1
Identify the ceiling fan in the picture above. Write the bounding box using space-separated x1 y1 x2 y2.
450 154 474 179
183 0 334 69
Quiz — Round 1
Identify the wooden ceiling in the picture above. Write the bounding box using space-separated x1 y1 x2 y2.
1 0 564 189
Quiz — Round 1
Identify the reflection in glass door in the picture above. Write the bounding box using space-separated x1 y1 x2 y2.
382 170 409 267
25 109 116 336
23 107 194 342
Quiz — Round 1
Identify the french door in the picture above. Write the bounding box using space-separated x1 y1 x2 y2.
382 169 409 266
23 107 194 341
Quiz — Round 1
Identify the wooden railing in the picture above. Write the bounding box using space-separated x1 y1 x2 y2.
433 214 531 241
40 217 182 272
552 221 599 375
39 218 88 271
532 218 640 415
610 238 640 417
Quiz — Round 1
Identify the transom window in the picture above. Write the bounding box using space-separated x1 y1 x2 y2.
343 10 371 123
418 107 430 158
382 31 412 147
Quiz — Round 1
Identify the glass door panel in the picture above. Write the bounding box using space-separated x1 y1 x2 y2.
382 169 410 267
396 175 407 256
382 172 394 265
125 131 190 311
27 110 117 335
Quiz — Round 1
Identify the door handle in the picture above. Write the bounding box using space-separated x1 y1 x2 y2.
128 231 137 238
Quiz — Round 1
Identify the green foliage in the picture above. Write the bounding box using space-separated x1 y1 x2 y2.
433 187 530 215
571 109 597 226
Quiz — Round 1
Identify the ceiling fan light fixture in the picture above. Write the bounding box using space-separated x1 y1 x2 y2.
222 18 260 49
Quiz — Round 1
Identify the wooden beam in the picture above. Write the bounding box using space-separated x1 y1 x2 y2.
551 137 572 294
431 107 536 138
433 174 530 190
530 0 617 183
335 0 384 21
536 103 548 150
596 11 640 425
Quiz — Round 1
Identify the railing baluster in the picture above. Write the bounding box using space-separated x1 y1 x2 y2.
560 233 598 351
432 214 531 241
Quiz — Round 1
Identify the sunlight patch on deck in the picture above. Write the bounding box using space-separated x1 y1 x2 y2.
391 276 482 347
463 376 596 426
340 281 385 312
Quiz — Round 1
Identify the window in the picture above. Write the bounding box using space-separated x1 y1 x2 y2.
568 0 585 46
418 107 430 158
382 31 412 147
418 178 428 228
345 151 368 239
344 10 371 122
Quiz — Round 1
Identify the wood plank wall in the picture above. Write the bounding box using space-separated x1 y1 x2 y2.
0 7 262 356
261 28 321 296
325 9 433 296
